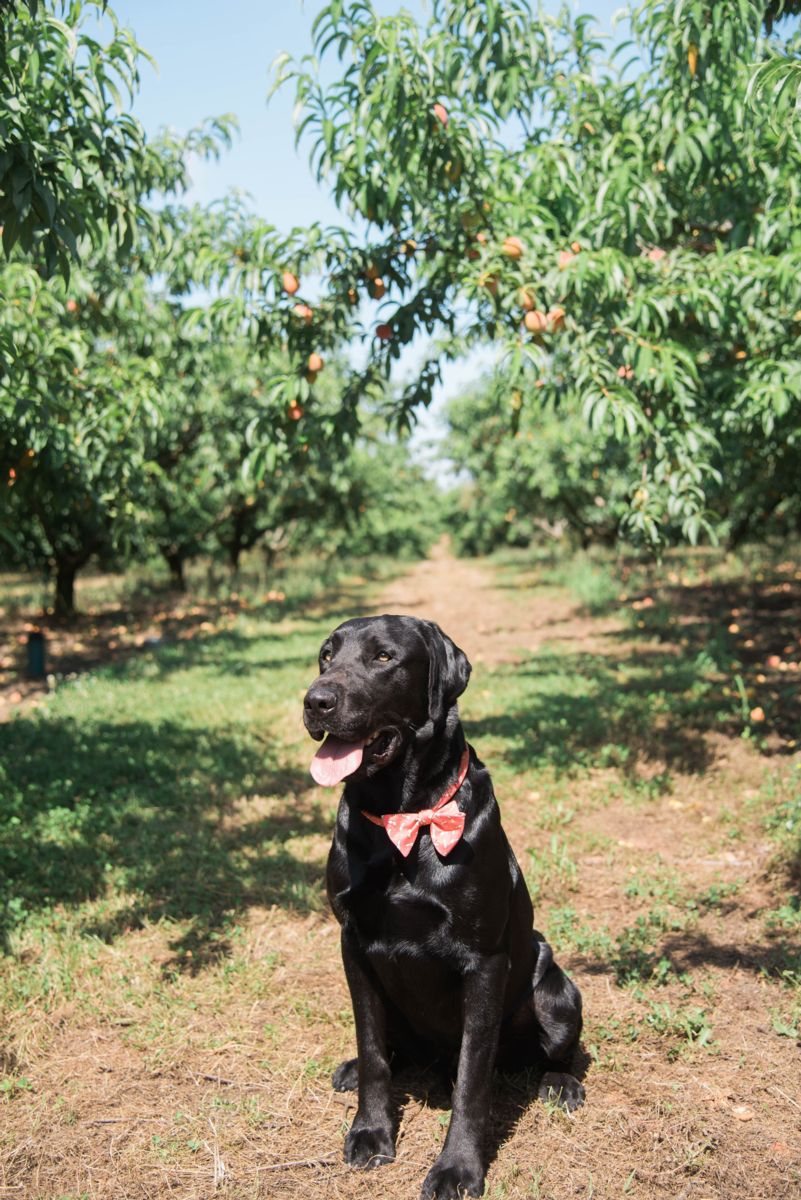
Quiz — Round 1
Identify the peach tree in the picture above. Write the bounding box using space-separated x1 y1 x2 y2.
444 379 634 554
0 1 353 613
273 0 801 547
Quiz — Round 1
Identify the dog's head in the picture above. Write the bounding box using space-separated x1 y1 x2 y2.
303 614 471 785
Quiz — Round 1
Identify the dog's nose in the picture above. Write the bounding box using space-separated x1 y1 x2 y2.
304 684 338 715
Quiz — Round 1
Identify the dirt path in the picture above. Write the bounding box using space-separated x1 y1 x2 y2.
373 536 623 664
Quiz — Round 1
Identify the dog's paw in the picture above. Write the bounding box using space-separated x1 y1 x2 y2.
420 1152 485 1199
538 1071 585 1112
332 1057 358 1091
344 1124 395 1169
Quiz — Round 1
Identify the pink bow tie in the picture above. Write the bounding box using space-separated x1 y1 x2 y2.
362 748 469 858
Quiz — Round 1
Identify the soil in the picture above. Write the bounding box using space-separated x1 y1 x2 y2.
376 537 626 664
2 547 800 1200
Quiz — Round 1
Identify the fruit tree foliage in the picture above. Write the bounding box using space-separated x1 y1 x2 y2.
275 0 801 546
0 1 238 276
445 377 634 554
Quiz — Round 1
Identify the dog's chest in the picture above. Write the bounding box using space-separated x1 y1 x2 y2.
336 851 456 954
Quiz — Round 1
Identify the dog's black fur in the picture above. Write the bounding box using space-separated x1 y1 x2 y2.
303 614 584 1200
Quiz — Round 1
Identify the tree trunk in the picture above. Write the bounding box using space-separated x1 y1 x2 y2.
54 557 78 620
164 550 187 592
226 508 247 576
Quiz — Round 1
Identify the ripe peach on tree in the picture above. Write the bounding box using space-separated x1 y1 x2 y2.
524 310 548 334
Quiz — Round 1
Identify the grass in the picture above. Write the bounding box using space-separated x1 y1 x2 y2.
1 542 800 1199
0 617 336 949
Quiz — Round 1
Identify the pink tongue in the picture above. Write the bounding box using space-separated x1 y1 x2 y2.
310 736 365 786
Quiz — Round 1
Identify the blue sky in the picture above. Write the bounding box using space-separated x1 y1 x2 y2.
118 0 627 231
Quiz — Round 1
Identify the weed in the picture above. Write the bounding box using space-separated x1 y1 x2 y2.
586 1014 639 1068
0 1075 33 1099
525 836 578 902
611 908 692 987
764 898 801 933
770 1004 801 1040
536 799 577 831
629 770 674 800
765 766 801 851
557 556 621 615
597 742 631 769
642 1001 714 1060
624 867 685 905
688 881 741 912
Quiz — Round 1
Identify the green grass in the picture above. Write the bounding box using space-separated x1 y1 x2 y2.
4 545 799 966
543 554 622 615
0 596 366 964
463 643 724 781
0 545 409 950
525 835 579 904
586 995 716 1066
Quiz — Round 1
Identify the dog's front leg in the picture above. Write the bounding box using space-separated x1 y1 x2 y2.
340 929 395 1169
421 953 508 1200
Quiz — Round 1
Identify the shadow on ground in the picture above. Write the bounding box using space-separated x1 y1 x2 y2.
0 714 330 954
0 574 372 710
0 568 382 954
588 561 801 747
570 924 801 985
464 645 718 777
4 558 799 966
465 558 801 775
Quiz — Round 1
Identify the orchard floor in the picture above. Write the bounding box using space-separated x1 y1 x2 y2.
1 544 800 1199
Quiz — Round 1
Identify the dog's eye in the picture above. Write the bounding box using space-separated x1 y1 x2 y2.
321 649 332 663
375 651 391 663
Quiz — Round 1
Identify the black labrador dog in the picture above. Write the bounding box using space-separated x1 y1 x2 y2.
303 614 584 1199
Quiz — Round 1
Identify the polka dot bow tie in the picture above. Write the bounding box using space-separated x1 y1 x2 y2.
362 748 470 858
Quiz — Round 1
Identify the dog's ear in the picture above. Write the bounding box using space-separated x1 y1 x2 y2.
423 621 471 723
